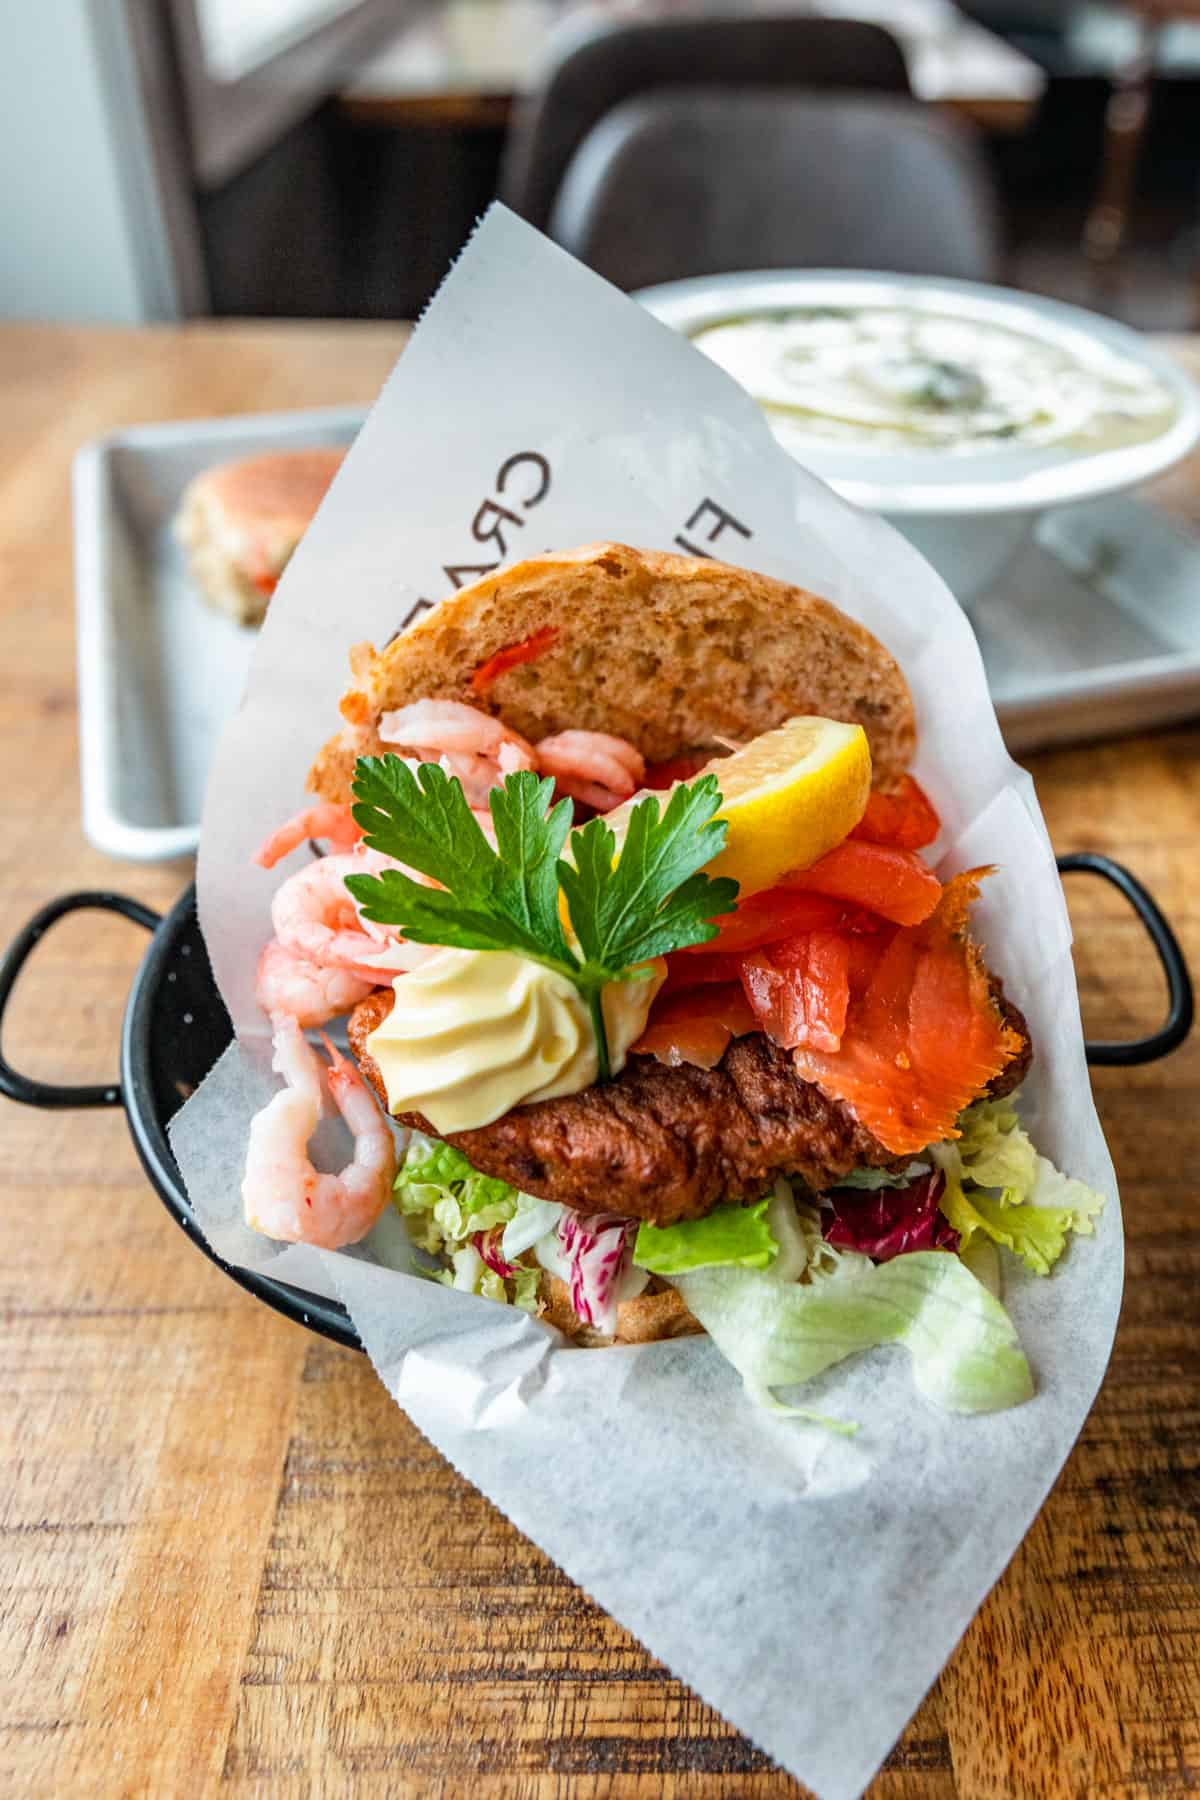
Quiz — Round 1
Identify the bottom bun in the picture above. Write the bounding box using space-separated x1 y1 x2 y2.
537 1272 704 1347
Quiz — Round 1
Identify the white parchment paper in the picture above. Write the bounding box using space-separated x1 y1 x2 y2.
171 206 1121 1798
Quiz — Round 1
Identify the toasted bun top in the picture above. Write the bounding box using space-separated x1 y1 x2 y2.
183 448 344 540
308 542 915 803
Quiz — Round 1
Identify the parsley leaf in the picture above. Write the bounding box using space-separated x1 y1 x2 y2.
489 769 574 966
350 756 497 897
344 755 738 1080
558 776 738 977
346 762 576 978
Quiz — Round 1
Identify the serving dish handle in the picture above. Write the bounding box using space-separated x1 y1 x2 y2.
0 859 1192 1111
0 891 161 1107
1056 852 1193 1064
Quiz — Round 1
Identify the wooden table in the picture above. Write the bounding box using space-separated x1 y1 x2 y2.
340 0 1045 135
1 318 1198 1797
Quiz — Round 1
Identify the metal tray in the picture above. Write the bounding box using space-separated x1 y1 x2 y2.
74 409 1200 862
73 405 364 862
981 492 1200 751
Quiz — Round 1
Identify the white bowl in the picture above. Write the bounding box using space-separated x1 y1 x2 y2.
637 271 1200 602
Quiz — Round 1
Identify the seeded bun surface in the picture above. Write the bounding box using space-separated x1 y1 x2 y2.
308 542 915 801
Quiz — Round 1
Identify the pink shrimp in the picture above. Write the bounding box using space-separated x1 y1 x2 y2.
269 844 440 980
377 699 537 806
255 803 362 869
255 939 376 1029
270 848 399 975
242 1019 396 1248
536 731 645 812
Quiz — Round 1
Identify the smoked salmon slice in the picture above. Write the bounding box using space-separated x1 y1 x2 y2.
631 983 758 1070
790 870 1021 1155
740 932 852 1053
682 888 847 956
849 776 940 851
661 949 747 994
780 838 942 927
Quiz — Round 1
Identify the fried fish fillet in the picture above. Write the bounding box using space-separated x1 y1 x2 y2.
349 987 1031 1226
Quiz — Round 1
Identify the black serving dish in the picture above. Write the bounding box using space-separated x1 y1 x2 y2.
0 886 359 1349
0 859 1192 1353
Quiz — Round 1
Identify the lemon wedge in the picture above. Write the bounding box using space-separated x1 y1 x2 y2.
605 716 872 898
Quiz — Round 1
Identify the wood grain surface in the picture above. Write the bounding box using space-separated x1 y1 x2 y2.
0 321 1197 1798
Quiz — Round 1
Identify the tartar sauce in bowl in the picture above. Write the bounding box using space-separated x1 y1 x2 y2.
690 305 1179 459
639 273 1200 524
640 272 1200 601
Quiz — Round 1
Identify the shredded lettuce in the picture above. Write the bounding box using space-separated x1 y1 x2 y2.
779 1187 873 1287
834 1161 930 1191
633 1198 778 1274
933 1099 1106 1277
405 1139 476 1190
955 1190 1066 1275
395 1138 517 1249
673 1248 1033 1414
956 1098 1039 1192
509 1264 542 1311
448 1243 508 1303
501 1194 564 1261
394 1135 541 1309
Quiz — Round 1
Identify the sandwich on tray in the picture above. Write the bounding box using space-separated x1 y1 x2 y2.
241 543 1104 1414
177 446 345 625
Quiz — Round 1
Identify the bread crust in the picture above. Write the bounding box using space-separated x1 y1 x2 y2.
307 542 916 802
538 1274 703 1346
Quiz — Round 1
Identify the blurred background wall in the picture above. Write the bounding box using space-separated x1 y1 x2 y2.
0 1 178 322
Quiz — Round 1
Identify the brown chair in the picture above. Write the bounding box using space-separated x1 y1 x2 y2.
548 89 1001 290
500 15 911 232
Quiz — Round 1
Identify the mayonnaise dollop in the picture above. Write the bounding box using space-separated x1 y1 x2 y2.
366 948 666 1132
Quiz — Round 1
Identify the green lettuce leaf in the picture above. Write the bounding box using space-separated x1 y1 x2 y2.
633 1198 777 1274
956 1190 1076 1277
399 1139 515 1218
933 1099 1106 1278
1024 1155 1107 1232
673 1249 1033 1414
509 1264 543 1313
956 1098 1038 1192
958 1233 1002 1300
935 1165 997 1257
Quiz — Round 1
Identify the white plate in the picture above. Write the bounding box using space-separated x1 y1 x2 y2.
73 406 364 862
